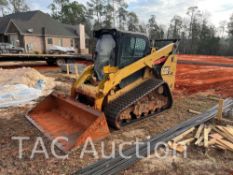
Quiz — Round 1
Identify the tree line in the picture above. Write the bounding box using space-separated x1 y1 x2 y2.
1 0 233 56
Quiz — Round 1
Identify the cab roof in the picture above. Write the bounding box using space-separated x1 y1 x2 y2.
93 28 148 39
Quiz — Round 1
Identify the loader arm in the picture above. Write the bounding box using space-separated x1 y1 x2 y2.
72 42 177 110
101 43 176 95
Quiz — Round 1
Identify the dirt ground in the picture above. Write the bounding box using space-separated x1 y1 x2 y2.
0 55 233 175
176 55 233 97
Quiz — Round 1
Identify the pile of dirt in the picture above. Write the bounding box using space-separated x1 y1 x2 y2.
0 67 55 94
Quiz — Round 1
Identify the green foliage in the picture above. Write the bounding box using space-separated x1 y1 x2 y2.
0 0 8 6
197 20 220 55
0 0 8 16
117 1 128 30
228 14 233 36
49 0 92 36
102 3 114 28
168 15 183 39
138 24 146 33
60 2 87 25
49 0 69 20
87 0 104 30
147 15 164 39
127 12 139 32
9 0 29 13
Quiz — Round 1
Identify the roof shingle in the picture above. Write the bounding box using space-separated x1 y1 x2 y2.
0 10 85 38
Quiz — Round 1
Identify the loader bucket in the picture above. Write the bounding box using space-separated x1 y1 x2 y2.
26 94 110 152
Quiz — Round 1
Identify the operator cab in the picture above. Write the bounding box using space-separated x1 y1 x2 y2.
93 29 151 83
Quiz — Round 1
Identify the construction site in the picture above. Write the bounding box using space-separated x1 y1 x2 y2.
1 0 233 173
1 33 233 175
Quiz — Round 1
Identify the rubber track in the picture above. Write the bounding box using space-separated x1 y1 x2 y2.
104 79 170 128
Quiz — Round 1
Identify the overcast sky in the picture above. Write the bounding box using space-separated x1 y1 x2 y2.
30 0 233 27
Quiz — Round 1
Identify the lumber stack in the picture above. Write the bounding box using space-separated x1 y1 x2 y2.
168 124 233 152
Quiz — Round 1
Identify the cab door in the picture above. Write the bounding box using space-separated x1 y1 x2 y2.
117 34 150 88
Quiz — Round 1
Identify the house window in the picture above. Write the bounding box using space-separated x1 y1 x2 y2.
59 38 63 46
47 38 53 45
70 39 74 47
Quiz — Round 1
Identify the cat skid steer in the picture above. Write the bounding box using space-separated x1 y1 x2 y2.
26 29 179 152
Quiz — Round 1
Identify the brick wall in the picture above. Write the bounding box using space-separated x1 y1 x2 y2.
24 35 44 54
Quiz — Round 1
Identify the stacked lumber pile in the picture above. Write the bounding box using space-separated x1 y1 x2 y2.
168 124 233 152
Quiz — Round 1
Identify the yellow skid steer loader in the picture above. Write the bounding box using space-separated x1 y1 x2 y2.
26 29 179 152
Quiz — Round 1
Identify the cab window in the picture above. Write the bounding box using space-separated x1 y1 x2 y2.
120 36 147 66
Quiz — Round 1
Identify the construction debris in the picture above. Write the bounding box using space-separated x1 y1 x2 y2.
172 127 195 142
74 98 233 175
168 120 233 153
170 99 233 152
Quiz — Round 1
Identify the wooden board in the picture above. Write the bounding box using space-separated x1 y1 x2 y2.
188 109 201 115
204 126 211 148
172 127 195 143
216 99 224 120
215 139 233 151
178 138 195 145
218 126 233 138
224 126 233 136
209 133 223 145
168 141 186 153
212 127 233 143
195 136 204 146
210 133 223 140
195 124 204 139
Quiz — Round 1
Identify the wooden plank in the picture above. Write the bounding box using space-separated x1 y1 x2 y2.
225 126 233 135
74 64 79 78
208 139 216 145
215 139 233 151
66 64 70 75
210 133 223 140
195 124 204 139
188 109 201 115
195 135 204 145
212 127 233 143
226 126 233 135
178 138 195 145
214 143 227 150
204 126 211 148
218 126 233 138
198 142 204 147
172 127 195 143
209 133 223 145
226 125 233 130
216 99 224 121
168 141 186 153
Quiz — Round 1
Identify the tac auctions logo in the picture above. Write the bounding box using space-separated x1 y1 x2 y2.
12 136 187 160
